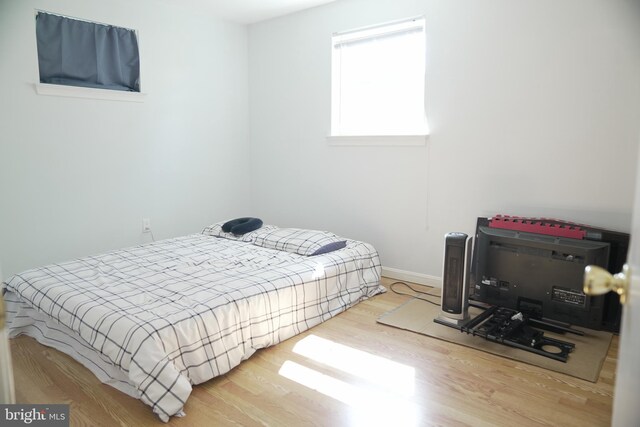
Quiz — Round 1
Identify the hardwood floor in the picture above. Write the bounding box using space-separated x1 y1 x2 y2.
10 277 617 426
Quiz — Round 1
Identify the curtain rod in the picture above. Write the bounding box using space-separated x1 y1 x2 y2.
34 9 135 32
333 15 424 37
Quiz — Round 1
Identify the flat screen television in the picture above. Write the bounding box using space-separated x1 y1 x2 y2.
470 217 629 331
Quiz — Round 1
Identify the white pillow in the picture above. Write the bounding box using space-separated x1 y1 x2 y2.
252 228 346 256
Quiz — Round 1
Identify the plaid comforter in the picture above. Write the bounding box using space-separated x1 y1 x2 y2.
3 233 382 421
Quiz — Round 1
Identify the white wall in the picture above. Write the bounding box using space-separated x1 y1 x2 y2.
2 0 638 282
249 0 640 282
0 0 250 276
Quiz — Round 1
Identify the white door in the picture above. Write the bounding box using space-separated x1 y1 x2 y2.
0 265 15 404
611 146 640 426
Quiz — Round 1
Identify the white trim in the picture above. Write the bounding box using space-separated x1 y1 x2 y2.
327 135 427 146
382 266 442 287
35 83 146 102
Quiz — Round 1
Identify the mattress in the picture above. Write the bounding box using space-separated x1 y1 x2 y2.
2 232 382 421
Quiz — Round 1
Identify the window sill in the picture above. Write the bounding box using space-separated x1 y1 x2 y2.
35 83 146 102
326 134 427 146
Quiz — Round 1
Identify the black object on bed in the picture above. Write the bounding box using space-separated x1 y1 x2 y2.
222 217 263 235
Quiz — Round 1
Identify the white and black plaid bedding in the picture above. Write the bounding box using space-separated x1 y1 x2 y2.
2 233 382 421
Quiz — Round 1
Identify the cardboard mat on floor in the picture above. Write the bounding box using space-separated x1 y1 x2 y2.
377 297 613 382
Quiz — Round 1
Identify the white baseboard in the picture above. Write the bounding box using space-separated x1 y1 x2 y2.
381 266 442 287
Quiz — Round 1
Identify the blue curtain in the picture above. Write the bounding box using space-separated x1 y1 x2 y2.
36 12 140 92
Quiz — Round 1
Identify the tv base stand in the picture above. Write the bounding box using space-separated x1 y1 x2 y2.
435 305 575 362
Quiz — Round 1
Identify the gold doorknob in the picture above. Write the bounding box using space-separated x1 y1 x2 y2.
583 264 631 304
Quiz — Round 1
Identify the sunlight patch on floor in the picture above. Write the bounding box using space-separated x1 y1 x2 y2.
279 360 419 426
280 334 421 425
292 334 415 397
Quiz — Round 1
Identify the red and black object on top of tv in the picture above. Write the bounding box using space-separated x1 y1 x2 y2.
488 215 588 240
471 215 629 332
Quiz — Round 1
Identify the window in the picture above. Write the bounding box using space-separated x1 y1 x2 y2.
331 17 427 139
35 11 140 93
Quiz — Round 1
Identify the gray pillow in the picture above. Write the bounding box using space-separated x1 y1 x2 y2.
310 241 347 256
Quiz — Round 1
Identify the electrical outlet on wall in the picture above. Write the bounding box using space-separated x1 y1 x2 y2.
142 218 151 233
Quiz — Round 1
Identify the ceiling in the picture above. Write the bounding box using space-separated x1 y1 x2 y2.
193 0 339 24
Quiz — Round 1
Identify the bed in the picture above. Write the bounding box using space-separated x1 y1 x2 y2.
1 222 383 421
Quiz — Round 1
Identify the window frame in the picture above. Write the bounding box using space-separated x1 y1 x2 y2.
329 16 428 145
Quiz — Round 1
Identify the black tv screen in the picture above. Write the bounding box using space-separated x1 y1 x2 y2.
470 218 620 330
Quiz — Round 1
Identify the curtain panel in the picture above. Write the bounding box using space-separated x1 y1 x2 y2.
36 12 140 92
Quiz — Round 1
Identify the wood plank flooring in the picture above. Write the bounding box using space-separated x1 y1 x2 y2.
9 277 617 426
